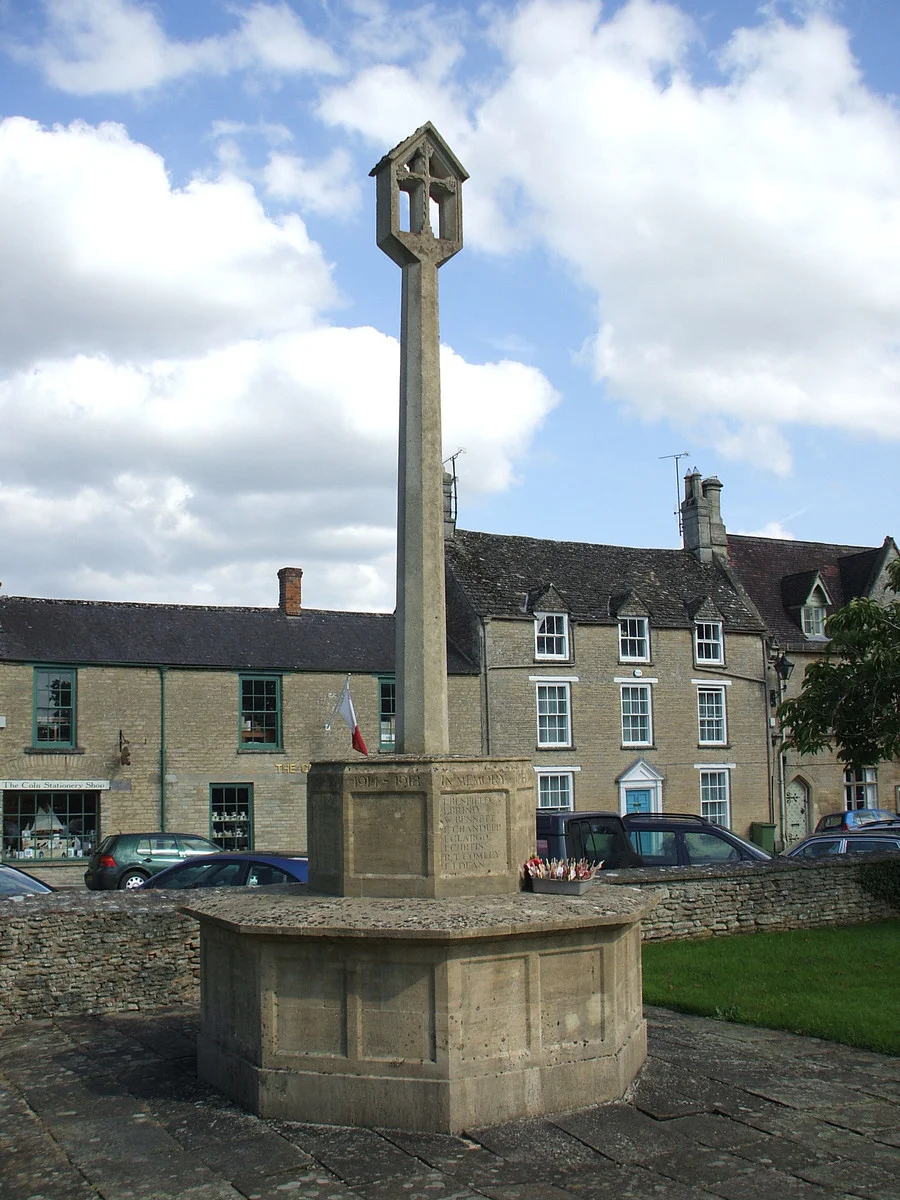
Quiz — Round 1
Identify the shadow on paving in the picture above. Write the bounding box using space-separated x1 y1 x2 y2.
0 1005 897 1200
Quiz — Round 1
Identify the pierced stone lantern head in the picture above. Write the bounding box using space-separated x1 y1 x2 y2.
370 122 469 268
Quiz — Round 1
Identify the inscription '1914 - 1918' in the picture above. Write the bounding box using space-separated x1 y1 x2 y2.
441 792 507 876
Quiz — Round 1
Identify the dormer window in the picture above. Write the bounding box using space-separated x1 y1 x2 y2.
619 617 649 662
694 621 724 664
802 605 827 637
535 612 569 659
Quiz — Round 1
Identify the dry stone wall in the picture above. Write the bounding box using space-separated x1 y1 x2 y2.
0 860 894 1025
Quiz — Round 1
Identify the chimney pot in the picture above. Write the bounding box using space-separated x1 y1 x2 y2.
278 567 303 616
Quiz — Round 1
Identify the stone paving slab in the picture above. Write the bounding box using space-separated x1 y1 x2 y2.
0 1005 896 1200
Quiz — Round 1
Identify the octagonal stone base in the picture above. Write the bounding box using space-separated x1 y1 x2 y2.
185 889 653 1133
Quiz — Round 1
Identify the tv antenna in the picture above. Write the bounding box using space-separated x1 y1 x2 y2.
659 451 691 538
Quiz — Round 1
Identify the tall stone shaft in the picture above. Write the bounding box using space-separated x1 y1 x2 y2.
370 123 468 756
396 257 448 753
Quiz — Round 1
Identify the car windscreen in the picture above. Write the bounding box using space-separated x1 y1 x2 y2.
178 835 219 855
0 865 51 894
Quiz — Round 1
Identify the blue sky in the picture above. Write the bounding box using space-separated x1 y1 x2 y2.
0 0 897 611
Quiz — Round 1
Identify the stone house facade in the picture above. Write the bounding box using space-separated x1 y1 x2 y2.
1 476 896 878
443 485 773 839
0 568 481 872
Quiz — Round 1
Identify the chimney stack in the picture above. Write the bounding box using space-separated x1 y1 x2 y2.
278 567 303 616
681 473 727 563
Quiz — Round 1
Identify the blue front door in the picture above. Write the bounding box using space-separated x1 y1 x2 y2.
625 788 652 814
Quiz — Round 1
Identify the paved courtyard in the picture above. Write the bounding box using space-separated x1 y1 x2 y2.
1 1005 897 1200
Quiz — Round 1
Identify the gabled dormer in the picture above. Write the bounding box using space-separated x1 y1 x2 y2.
781 570 832 640
612 591 651 663
526 585 571 661
687 597 726 665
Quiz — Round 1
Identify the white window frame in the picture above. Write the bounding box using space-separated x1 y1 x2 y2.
696 685 727 746
620 683 652 747
802 605 827 638
535 682 572 748
535 767 579 811
618 617 650 662
698 767 731 827
843 767 877 809
694 621 724 665
534 612 569 660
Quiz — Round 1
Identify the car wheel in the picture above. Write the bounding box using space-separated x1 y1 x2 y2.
118 870 149 890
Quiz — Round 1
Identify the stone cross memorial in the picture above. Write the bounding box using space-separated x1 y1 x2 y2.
186 125 652 1134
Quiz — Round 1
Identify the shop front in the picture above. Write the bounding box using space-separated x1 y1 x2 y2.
1 779 108 863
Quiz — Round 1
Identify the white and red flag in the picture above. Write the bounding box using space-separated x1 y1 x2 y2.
335 675 368 756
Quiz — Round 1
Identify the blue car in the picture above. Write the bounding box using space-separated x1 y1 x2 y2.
140 851 308 890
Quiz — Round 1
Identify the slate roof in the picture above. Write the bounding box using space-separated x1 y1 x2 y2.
726 534 893 649
0 597 478 674
445 529 765 631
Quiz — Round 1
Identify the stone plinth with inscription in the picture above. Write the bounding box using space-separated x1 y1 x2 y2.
307 756 534 898
185 887 654 1133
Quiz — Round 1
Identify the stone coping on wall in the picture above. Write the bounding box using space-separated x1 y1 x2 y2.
180 884 655 939
594 854 898 887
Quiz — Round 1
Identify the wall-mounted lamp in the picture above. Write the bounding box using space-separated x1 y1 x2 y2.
774 654 795 683
118 729 131 766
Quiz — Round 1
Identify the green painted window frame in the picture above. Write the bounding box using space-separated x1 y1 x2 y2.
377 675 396 751
238 674 282 750
32 667 77 748
209 783 254 851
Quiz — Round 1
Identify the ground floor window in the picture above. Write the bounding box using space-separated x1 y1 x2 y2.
843 767 877 809
2 790 99 861
699 769 730 826
210 783 253 851
536 771 574 810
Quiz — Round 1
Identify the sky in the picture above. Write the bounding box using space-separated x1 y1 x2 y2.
0 0 898 613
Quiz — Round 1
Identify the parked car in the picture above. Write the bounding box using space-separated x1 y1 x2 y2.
84 832 220 890
785 830 900 859
536 810 772 870
813 809 899 833
140 852 309 890
0 863 55 896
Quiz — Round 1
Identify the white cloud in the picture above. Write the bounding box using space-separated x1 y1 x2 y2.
17 0 342 95
0 117 337 367
736 521 797 539
322 0 900 466
0 116 558 608
264 147 362 216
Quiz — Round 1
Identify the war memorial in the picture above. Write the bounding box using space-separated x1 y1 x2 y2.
183 125 653 1133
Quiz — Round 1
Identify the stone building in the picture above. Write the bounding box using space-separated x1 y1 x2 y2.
443 486 773 839
1 476 896 879
0 567 481 872
726 522 900 844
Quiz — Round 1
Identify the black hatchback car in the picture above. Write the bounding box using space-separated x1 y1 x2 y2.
84 832 220 890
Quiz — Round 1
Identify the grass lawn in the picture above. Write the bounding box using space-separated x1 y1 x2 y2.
641 919 900 1056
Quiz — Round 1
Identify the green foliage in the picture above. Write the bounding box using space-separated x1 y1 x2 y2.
642 921 900 1055
780 556 900 769
858 859 900 910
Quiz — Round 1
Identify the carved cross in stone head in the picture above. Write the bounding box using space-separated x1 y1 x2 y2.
370 123 469 269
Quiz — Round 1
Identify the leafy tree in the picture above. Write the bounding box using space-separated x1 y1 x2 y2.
780 557 900 770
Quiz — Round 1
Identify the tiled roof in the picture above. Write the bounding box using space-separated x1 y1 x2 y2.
445 530 764 630
726 534 890 649
0 597 478 674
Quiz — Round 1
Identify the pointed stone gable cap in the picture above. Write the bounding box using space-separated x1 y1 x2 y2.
686 595 724 622
611 590 650 618
523 584 567 614
369 122 469 182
